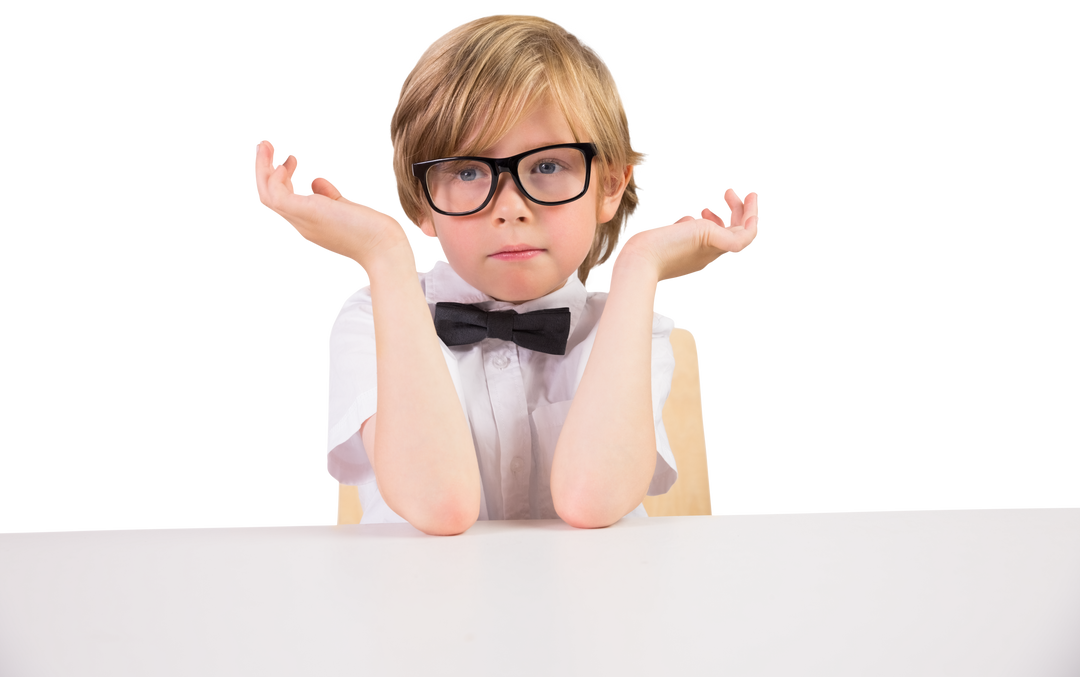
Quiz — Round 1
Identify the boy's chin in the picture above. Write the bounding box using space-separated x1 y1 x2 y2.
486 288 540 304
488 282 540 302
485 277 568 304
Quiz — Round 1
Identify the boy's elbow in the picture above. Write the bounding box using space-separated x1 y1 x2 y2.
417 510 478 536
412 498 481 535
552 477 643 529
559 510 619 530
557 498 617 529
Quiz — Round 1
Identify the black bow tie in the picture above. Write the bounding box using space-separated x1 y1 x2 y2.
433 302 571 355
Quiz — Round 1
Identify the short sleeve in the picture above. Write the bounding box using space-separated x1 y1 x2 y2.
327 287 379 485
648 312 678 495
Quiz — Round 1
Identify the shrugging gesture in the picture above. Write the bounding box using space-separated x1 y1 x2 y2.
623 189 759 282
255 140 410 269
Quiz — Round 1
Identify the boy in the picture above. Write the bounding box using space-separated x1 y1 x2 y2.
255 16 757 535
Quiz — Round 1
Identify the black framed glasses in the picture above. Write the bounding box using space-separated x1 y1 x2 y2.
412 142 597 216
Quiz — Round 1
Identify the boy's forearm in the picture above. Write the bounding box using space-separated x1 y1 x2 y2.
551 253 660 528
365 243 481 535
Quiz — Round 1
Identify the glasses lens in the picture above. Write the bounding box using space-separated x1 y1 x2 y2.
518 147 588 204
425 160 493 214
422 147 590 214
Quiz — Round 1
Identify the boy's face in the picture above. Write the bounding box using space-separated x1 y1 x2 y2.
418 100 628 303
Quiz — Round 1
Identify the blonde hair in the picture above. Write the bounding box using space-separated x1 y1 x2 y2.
391 16 643 283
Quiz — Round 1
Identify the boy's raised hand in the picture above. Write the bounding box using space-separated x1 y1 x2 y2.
255 141 409 268
622 189 758 281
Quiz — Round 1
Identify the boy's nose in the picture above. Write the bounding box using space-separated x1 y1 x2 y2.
490 171 531 211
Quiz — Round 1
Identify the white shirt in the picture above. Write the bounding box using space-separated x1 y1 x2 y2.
327 261 678 523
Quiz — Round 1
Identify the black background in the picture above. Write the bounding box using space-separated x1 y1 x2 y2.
4 7 1058 533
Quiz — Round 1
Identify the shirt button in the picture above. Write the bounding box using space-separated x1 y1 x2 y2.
492 354 510 369
510 457 524 473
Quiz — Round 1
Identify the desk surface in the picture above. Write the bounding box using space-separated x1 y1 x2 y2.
3 510 1080 676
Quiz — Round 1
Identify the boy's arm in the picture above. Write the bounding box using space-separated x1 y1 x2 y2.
360 249 481 535
549 258 660 528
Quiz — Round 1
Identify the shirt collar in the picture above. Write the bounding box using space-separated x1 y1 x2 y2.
423 261 588 338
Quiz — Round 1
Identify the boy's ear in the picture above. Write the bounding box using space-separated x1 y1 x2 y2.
597 165 632 224
418 215 438 238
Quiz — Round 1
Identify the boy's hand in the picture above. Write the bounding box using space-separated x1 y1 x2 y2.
255 140 410 268
620 189 758 281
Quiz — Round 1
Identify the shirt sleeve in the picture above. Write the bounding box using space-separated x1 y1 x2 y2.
327 287 379 486
648 312 678 496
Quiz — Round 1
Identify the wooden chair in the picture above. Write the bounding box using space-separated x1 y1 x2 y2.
337 328 710 524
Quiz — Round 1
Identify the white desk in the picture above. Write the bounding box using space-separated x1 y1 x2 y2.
2 510 1079 676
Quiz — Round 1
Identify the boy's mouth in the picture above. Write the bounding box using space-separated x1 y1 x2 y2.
490 244 540 254
490 247 544 261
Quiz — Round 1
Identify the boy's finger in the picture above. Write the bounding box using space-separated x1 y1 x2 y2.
313 178 365 209
251 139 264 187
743 192 759 222
747 214 764 251
251 144 270 212
699 204 725 227
724 188 741 205
306 173 339 197
721 186 738 228
268 154 300 202
254 137 282 168
283 155 298 179
255 137 276 160
255 141 275 202
255 140 276 170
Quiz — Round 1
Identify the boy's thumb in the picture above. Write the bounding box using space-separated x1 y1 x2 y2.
312 177 353 203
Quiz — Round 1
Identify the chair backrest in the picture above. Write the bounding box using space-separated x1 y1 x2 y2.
641 328 711 516
337 327 710 524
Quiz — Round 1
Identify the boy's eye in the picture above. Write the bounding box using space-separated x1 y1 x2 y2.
433 160 490 183
531 160 564 175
